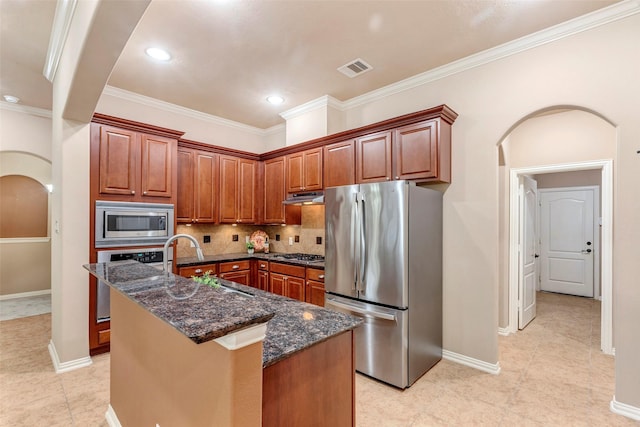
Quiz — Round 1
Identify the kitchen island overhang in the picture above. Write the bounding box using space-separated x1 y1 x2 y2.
84 260 362 426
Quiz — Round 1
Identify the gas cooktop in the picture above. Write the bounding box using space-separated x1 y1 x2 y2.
271 253 325 262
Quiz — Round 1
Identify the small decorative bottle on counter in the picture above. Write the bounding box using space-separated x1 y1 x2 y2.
264 237 269 254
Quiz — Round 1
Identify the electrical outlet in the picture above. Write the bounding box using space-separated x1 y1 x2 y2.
294 235 300 243
232 234 238 242
203 235 211 243
288 237 293 246
245 235 250 243
316 236 322 245
275 234 280 241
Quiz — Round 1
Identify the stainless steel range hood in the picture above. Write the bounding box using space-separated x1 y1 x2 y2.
282 191 324 205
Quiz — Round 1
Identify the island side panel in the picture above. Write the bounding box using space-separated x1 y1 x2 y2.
110 290 263 427
262 330 355 427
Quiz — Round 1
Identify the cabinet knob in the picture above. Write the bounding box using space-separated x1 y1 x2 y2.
232 265 239 269
386 177 390 181
194 219 199 222
131 190 136 195
195 269 202 274
395 176 399 180
143 191 148 195
318 275 325 279
260 264 266 268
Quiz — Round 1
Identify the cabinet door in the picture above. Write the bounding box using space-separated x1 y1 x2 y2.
324 140 355 188
237 159 256 224
393 120 439 181
302 148 323 191
270 273 286 296
286 152 304 193
306 280 326 307
286 276 305 302
258 270 269 291
140 134 174 198
356 131 392 183
219 155 239 223
264 157 286 223
194 151 218 223
219 270 251 286
98 126 138 196
177 148 195 223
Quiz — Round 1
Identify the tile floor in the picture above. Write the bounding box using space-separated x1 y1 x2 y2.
0 294 51 321
1 292 638 426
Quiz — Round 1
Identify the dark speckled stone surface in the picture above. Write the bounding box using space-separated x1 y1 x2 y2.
176 252 325 269
84 260 361 367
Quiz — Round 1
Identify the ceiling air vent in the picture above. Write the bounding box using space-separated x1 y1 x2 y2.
337 58 373 78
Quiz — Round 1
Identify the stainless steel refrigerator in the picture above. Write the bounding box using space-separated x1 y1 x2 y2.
324 180 442 388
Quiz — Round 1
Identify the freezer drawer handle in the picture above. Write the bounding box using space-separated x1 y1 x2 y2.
327 299 396 321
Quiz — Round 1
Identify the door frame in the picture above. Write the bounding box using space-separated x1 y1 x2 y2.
538 185 600 297
507 159 613 355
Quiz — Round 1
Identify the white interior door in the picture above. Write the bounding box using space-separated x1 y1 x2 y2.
519 176 538 329
540 189 595 297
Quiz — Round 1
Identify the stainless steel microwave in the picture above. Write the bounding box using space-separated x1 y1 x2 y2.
95 201 174 248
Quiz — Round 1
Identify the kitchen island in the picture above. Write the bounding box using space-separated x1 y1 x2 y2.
85 260 361 426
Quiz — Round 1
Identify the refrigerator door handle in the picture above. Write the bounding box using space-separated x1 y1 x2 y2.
360 194 366 292
326 298 396 321
352 192 359 290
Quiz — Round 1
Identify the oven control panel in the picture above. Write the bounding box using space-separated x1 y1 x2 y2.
108 250 164 264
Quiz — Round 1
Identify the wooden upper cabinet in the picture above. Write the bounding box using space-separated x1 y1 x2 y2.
323 140 355 188
140 134 175 198
264 157 286 223
219 155 256 224
95 122 177 201
98 126 138 196
177 147 218 224
393 119 440 181
286 148 322 192
356 131 392 183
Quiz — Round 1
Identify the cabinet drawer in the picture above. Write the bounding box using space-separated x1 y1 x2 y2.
219 260 251 273
97 329 111 345
179 264 217 277
306 268 325 282
269 262 305 278
257 261 269 271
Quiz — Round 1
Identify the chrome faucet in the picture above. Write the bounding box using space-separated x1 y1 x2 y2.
163 234 204 273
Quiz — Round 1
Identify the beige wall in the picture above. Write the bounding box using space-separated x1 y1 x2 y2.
0 241 51 296
0 108 52 160
535 170 602 188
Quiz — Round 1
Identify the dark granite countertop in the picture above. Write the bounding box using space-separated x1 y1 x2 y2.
84 260 360 367
176 252 325 269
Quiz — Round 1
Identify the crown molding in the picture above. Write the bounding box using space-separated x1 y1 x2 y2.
263 123 286 135
0 101 52 119
102 86 269 136
343 0 640 109
43 0 77 82
279 95 345 121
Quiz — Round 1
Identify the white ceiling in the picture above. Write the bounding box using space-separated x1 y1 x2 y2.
0 0 620 129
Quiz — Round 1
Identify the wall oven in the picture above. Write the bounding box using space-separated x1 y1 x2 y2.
95 200 174 248
96 247 173 322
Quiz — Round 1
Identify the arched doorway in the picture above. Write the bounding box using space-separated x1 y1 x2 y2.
497 108 616 355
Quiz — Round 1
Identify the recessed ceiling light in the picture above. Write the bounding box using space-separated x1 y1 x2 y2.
3 95 20 103
145 47 171 61
266 95 284 105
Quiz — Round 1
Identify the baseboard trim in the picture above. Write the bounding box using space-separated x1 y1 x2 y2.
498 327 511 336
610 396 640 421
48 340 92 374
105 405 122 427
0 289 51 301
442 349 501 375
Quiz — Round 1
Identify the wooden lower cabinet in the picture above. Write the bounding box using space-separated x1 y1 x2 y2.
218 260 251 286
262 330 355 426
269 262 306 302
305 268 326 307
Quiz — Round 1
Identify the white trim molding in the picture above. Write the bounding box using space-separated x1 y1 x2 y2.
443 349 501 375
0 237 51 244
0 289 51 301
611 396 640 421
43 0 77 82
214 323 267 351
105 405 122 427
0 101 52 119
497 327 511 336
508 160 614 355
48 340 92 374
279 95 345 121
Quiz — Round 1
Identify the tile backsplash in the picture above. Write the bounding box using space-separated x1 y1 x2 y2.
175 205 325 258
